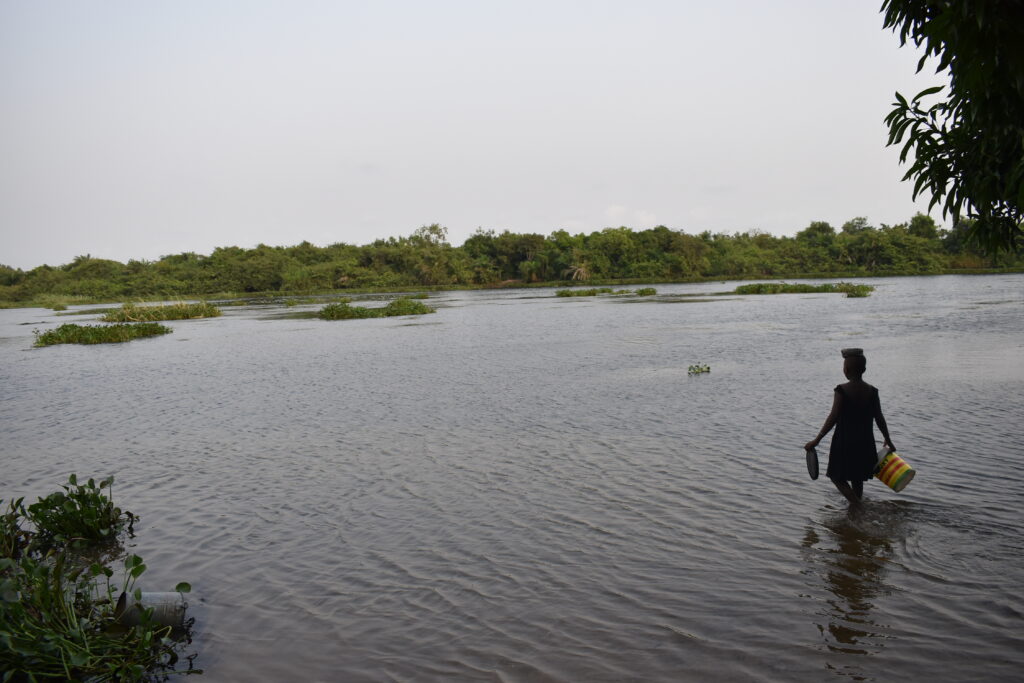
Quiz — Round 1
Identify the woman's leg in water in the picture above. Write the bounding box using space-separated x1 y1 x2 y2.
851 479 864 499
830 477 862 504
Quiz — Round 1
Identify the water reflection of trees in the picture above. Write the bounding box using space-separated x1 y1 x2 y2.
801 505 908 677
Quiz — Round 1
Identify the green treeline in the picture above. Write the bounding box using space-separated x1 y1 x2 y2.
2 216 1021 305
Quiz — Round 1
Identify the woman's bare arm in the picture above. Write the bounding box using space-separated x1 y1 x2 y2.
805 391 842 450
873 390 895 451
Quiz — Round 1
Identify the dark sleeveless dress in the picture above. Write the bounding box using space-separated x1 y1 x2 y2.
826 384 882 482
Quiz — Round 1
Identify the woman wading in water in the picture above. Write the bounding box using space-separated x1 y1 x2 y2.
806 349 895 504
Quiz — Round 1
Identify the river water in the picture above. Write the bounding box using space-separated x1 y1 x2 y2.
2 275 1023 682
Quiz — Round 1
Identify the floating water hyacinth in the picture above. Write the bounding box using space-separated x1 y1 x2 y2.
33 322 172 346
318 297 434 320
732 282 873 298
0 475 199 680
101 301 221 322
688 363 711 375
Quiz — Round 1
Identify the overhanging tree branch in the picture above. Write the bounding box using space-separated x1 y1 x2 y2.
882 0 1024 253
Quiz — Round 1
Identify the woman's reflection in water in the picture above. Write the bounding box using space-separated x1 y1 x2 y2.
802 504 907 677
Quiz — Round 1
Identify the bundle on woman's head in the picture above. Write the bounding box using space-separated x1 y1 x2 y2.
841 348 867 374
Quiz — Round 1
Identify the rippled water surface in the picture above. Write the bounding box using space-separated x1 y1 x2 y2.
2 275 1023 681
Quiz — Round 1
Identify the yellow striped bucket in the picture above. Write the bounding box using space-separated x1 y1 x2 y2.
875 451 915 492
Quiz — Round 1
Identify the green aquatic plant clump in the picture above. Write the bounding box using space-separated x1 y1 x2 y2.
835 282 873 298
317 302 378 320
26 475 133 551
0 551 196 681
318 297 435 320
552 290 614 296
382 297 434 316
688 363 711 375
733 282 875 298
101 301 222 322
1 476 198 681
557 287 655 297
33 322 172 346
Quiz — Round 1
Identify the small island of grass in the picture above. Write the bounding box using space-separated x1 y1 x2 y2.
556 287 655 297
732 282 874 298
34 322 172 346
101 301 222 322
318 297 435 320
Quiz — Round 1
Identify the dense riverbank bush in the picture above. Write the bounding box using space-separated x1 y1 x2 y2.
33 323 173 346
318 297 434 320
733 282 875 297
0 475 197 681
1 216 1021 306
101 301 221 322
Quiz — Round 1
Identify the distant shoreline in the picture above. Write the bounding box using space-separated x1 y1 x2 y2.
3 268 1020 310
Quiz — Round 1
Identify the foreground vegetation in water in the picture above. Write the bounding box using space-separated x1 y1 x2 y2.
1 215 1020 307
318 297 435 320
34 323 172 347
101 301 221 322
732 282 874 297
1 475 198 681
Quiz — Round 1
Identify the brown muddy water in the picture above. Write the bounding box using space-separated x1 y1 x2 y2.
2 275 1023 682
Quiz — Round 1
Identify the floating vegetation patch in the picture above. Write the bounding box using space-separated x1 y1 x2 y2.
382 297 434 316
732 282 874 298
556 287 647 297
1 475 198 680
101 301 222 322
34 323 172 346
318 297 435 320
25 475 133 551
635 287 657 296
688 363 711 375
318 302 380 320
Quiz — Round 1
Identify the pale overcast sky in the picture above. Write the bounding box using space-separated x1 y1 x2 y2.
0 1 943 269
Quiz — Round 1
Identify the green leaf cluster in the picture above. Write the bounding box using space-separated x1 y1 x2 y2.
25 475 130 551
882 0 1024 252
